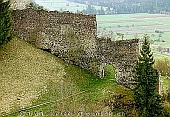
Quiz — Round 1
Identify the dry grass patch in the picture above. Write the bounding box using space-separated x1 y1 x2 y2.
0 38 65 114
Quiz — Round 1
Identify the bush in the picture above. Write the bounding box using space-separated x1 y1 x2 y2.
164 90 170 103
155 30 160 33
0 0 12 49
103 94 137 117
25 2 44 10
154 58 170 77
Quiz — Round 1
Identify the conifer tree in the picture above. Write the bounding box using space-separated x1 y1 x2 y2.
0 0 12 49
133 34 164 117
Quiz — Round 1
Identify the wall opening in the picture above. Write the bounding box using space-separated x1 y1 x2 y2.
42 49 51 53
104 64 116 80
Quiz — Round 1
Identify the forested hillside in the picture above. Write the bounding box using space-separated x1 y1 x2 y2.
69 0 170 14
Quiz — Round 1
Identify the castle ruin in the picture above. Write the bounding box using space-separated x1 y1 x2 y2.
12 8 139 87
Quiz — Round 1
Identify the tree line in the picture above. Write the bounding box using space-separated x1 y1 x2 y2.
69 0 170 14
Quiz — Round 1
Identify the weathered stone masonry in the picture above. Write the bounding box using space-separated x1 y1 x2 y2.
12 8 139 87
96 38 139 86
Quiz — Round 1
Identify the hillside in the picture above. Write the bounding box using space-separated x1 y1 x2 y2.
69 0 170 14
0 38 134 117
0 38 66 114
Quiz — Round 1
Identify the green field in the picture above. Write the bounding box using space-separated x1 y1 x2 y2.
97 14 170 47
154 53 170 60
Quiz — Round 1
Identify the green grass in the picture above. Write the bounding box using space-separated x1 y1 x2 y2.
0 38 131 117
0 38 66 116
154 54 170 60
162 76 170 90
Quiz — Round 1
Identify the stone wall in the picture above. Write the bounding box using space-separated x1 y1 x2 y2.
12 8 97 50
12 8 99 75
12 8 139 87
96 38 139 87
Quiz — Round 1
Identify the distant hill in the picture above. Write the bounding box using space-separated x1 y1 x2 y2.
69 0 170 14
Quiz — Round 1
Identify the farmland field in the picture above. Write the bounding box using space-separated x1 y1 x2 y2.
97 14 170 47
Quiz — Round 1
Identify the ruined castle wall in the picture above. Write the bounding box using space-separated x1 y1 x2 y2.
96 38 139 87
12 8 139 87
12 8 97 50
12 8 99 75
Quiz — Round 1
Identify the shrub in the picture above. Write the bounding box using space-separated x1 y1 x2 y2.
0 0 12 49
154 58 170 77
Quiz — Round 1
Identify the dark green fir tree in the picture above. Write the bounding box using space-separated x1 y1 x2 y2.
0 0 12 49
133 34 164 117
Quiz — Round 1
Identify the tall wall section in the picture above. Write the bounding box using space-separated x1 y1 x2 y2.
12 8 99 75
12 8 139 87
96 38 139 87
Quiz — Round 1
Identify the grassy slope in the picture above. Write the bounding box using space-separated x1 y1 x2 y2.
0 38 66 115
0 38 132 117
